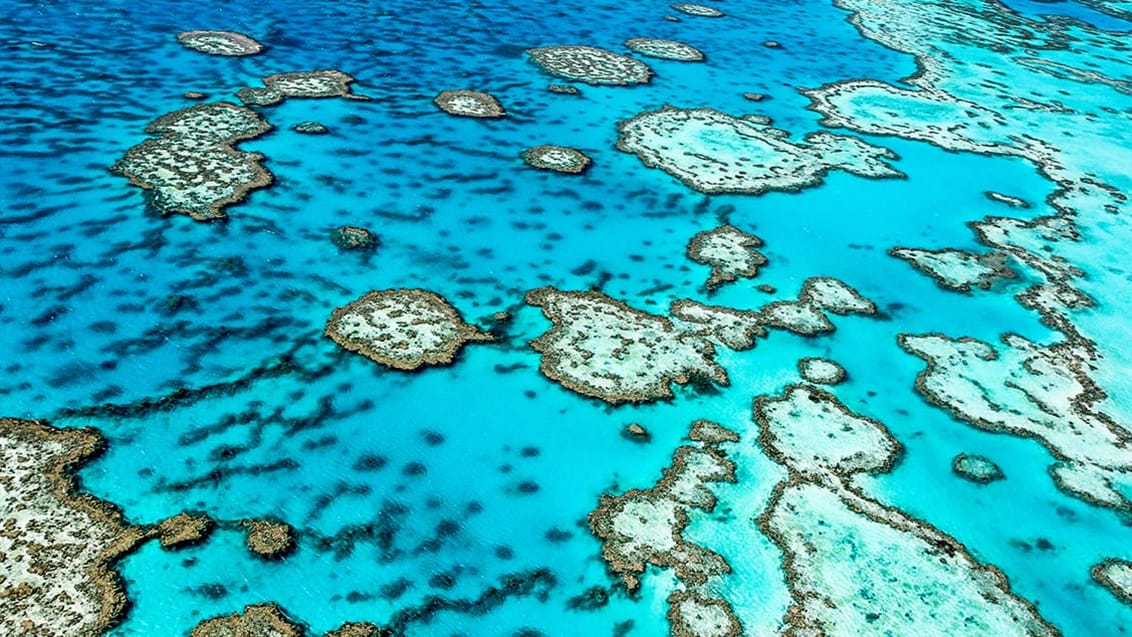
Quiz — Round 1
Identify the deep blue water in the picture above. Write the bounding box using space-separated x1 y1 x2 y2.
2 0 1131 635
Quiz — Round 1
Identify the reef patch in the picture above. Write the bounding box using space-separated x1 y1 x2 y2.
798 357 846 385
521 145 592 174
685 225 767 291
624 38 704 62
176 30 264 56
526 287 727 403
617 106 902 195
433 90 506 118
111 102 273 220
670 4 725 17
890 247 1017 293
237 70 368 107
952 453 1005 484
527 46 653 86
0 418 149 636
326 289 492 371
900 333 1132 511
1092 559 1132 607
754 386 1058 636
590 420 741 633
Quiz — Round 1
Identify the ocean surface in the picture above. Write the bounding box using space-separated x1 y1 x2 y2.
2 0 1131 635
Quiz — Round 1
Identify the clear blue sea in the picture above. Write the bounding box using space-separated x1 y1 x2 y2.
2 0 1131 635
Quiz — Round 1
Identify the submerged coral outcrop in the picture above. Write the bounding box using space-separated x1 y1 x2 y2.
754 386 1057 636
685 225 767 292
624 38 705 62
526 287 728 403
176 30 264 56
590 420 741 635
325 289 493 371
521 145 592 174
433 90 506 118
111 102 273 220
0 418 147 636
527 45 653 85
890 247 1017 293
237 70 368 106
617 106 902 195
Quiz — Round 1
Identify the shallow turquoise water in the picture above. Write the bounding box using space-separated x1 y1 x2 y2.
2 0 1132 634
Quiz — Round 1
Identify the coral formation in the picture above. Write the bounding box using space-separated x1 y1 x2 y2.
433 90 506 118
952 453 1005 484
292 121 329 135
176 30 264 56
190 603 305 637
330 226 379 251
521 145 592 174
526 287 727 403
1092 559 1132 607
617 106 901 195
590 420 741 633
901 333 1132 511
798 357 846 385
326 289 492 371
155 512 215 549
670 4 725 17
237 70 368 107
111 102 273 220
890 247 1017 293
685 225 767 291
241 518 297 559
0 418 148 636
624 38 705 62
754 386 1058 636
527 46 653 85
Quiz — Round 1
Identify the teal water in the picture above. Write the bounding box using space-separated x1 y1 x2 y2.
2 0 1131 634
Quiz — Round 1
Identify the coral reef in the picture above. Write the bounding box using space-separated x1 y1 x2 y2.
190 603 305 637
526 287 727 403
521 145 592 174
1092 559 1132 607
670 4 725 17
237 70 368 107
685 225 767 291
890 247 1017 293
111 102 273 220
330 226 379 251
326 289 492 371
617 106 901 195
176 30 264 56
901 333 1132 511
0 418 148 636
624 38 704 62
951 453 1005 484
754 386 1058 636
433 90 506 118
527 46 653 85
798 357 846 385
155 512 215 549
590 420 741 633
292 121 329 135
241 518 297 559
